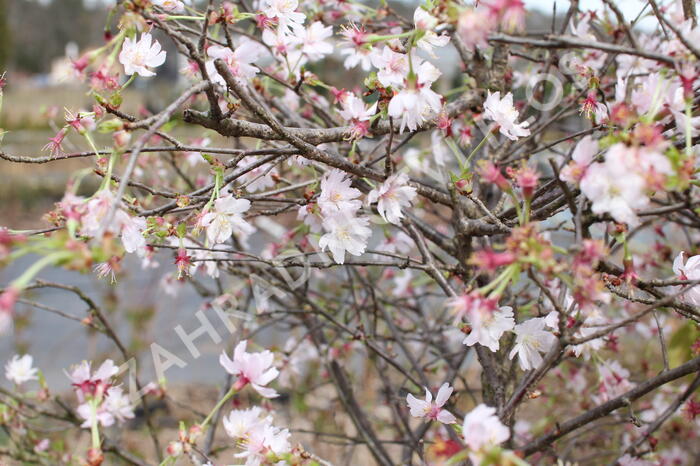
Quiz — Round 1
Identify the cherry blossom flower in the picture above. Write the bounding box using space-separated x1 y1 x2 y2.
205 42 265 84
509 317 557 370
235 422 291 464
413 8 449 55
469 248 516 273
262 28 295 59
319 213 372 264
483 91 531 140
67 359 119 401
261 0 305 33
579 143 670 226
5 354 38 385
366 173 417 225
119 33 167 77
317 169 362 215
0 287 19 335
445 291 498 324
487 0 526 32
77 402 115 428
457 7 495 51
572 310 608 360
406 383 457 424
297 203 324 233
580 90 608 121
672 252 700 305
292 22 333 61
79 190 131 238
121 215 147 256
220 340 280 398
338 94 377 139
462 305 515 352
339 25 372 70
462 404 510 461
152 0 186 13
42 128 67 156
370 47 409 88
102 386 135 423
200 196 255 245
223 406 269 438
594 360 634 404
387 61 443 132
560 135 598 184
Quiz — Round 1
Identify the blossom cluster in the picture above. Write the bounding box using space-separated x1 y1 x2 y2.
1 0 700 464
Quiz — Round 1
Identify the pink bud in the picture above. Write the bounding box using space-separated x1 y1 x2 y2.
113 130 131 149
477 161 510 191
0 286 19 315
166 441 183 457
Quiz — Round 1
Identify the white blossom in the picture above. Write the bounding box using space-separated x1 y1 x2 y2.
119 33 166 77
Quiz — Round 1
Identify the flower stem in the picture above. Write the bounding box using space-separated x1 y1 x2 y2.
121 74 137 91
12 251 74 290
90 399 101 449
200 385 237 430
367 30 415 44
465 130 491 166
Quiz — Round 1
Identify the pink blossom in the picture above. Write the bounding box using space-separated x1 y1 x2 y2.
406 383 457 424
579 143 670 226
319 213 372 264
457 7 495 51
370 47 409 88
0 286 19 334
152 0 186 13
462 404 510 462
339 25 372 71
220 340 280 398
462 305 515 352
413 8 449 55
445 291 498 325
200 196 255 245
387 61 442 132
261 0 305 33
366 172 416 225
77 402 115 428
223 406 269 438
487 0 526 32
292 22 333 61
119 33 167 77
483 91 530 140
121 215 147 256
338 94 377 139
67 359 119 401
672 252 700 305
560 135 598 184
42 128 68 156
317 169 362 215
102 386 135 423
205 42 265 84
5 354 38 385
509 318 557 370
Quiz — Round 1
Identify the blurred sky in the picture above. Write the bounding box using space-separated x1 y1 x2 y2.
524 0 658 29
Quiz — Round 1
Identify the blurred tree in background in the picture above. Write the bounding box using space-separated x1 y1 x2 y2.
7 0 104 74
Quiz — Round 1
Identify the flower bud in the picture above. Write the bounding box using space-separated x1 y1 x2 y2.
113 130 131 149
87 448 104 466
